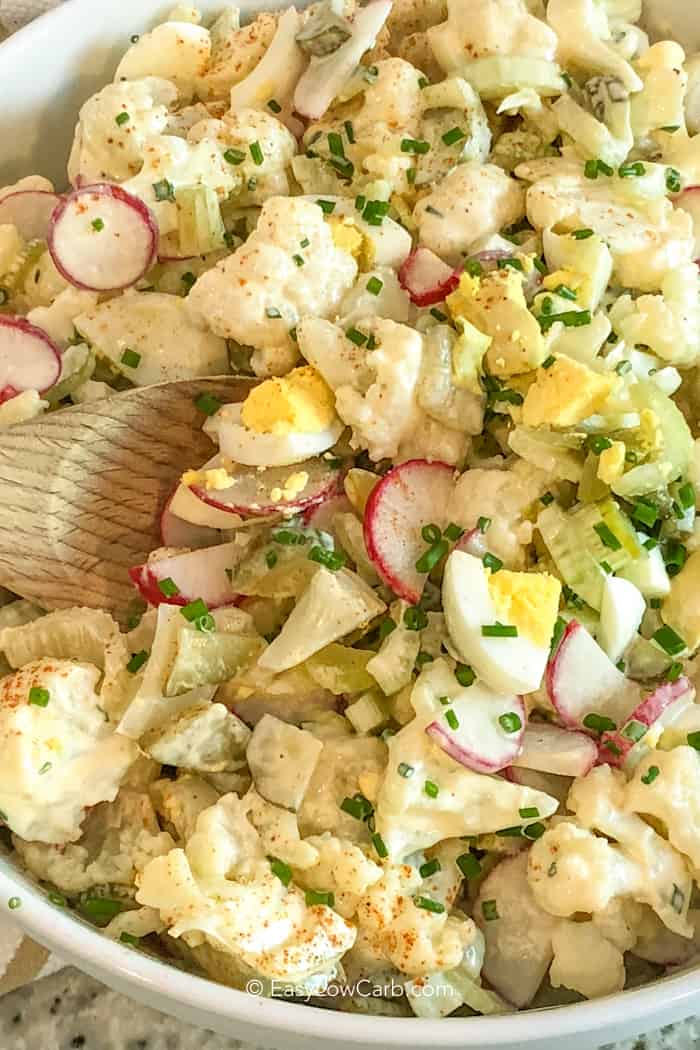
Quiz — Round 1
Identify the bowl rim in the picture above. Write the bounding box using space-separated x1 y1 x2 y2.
1 0 700 1043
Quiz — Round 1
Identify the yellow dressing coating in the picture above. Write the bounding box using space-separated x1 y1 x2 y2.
522 355 617 427
487 569 562 647
240 366 337 435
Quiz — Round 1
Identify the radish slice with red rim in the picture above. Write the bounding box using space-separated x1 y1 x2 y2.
168 481 246 530
455 525 489 559
512 721 597 778
48 183 158 292
129 541 246 609
426 689 525 774
160 491 224 550
0 315 61 402
363 459 456 604
398 247 460 307
0 191 62 243
302 493 353 531
598 675 694 768
546 618 629 729
187 453 343 519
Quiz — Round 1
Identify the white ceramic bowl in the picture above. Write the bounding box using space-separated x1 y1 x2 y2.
1 2 700 1046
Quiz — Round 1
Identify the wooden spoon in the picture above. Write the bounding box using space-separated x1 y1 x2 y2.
0 376 255 621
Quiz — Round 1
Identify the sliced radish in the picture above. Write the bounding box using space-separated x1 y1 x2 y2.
363 459 456 604
513 721 597 778
674 187 700 262
48 183 158 292
426 690 525 774
168 482 245 530
189 453 342 519
302 493 353 532
0 316 61 402
599 676 694 768
546 619 629 729
398 247 460 307
160 492 223 550
129 542 245 609
455 526 489 559
0 190 62 243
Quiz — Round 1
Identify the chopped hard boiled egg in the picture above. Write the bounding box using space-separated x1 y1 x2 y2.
597 575 645 665
216 367 343 467
442 549 561 694
522 355 616 428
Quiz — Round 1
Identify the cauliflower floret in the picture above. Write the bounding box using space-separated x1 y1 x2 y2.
631 41 688 141
428 0 557 72
0 660 138 844
609 264 700 368
187 197 357 373
356 863 476 976
137 793 355 984
546 0 642 92
375 663 558 859
67 78 177 185
447 460 551 569
298 736 387 844
188 108 297 207
13 788 174 895
246 713 323 811
295 834 383 918
27 288 98 349
114 18 211 100
626 748 700 871
352 57 425 191
195 11 279 102
417 78 492 188
524 164 694 292
549 921 625 999
150 774 220 843
414 163 525 264
143 702 250 773
246 789 319 871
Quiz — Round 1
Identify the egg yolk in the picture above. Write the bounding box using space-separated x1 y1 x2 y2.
487 569 562 647
240 366 337 436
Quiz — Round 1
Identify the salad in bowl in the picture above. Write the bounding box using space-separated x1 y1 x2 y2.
2 0 700 1023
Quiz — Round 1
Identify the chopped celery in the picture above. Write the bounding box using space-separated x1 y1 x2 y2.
45 343 96 403
175 185 226 256
577 452 609 503
305 643 375 695
460 57 565 100
509 426 585 483
165 629 264 696
232 543 318 599
611 382 693 500
537 499 641 609
366 601 421 695
451 319 492 395
344 690 390 734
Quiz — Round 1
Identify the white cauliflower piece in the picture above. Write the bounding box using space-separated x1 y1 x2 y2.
295 834 383 918
67 78 177 185
524 165 694 292
137 793 355 983
631 41 688 141
144 702 250 773
196 11 279 102
246 714 323 811
546 0 642 92
415 163 525 264
608 264 700 368
115 19 211 100
549 921 626 999
375 662 558 860
298 736 387 844
13 788 174 895
150 774 220 843
245 789 319 871
186 197 357 365
0 660 138 844
447 460 551 569
27 288 98 349
356 863 476 976
626 748 700 871
300 317 433 463
338 267 411 327
428 0 557 72
0 391 48 427
188 109 297 207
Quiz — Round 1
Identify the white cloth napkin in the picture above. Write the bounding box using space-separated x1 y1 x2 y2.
0 0 65 993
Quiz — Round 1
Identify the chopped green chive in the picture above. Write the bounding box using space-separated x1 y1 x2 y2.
266 306 282 319
119 932 141 947
308 545 346 571
664 540 687 577
632 498 658 527
430 307 448 322
195 613 216 633
671 884 685 914
28 687 50 707
404 606 428 631
481 899 499 921
415 651 434 669
267 98 282 113
115 111 130 127
498 711 522 734
269 856 292 886
542 354 556 369
153 178 175 202
482 623 518 638
573 228 594 240
497 257 524 272
444 708 459 731
249 141 264 165
48 892 67 907
344 119 355 143
81 897 123 921
406 167 417 185
641 765 660 784
584 159 600 179
563 584 584 608
586 435 613 455
158 577 180 598
38 761 52 775
413 895 445 913
594 522 622 551
483 552 503 573
379 617 397 641
603 739 622 756
444 522 464 542
366 276 383 296
524 822 546 840
180 271 197 292
91 217 104 232
8 897 21 910
455 663 476 687
465 259 483 278
316 199 336 215
519 807 539 819
621 719 647 743
615 360 632 376
582 712 616 734
554 284 577 301
416 539 448 574
340 794 373 821
346 326 368 346
400 138 430 154
539 309 592 331
678 482 695 510
666 661 683 682
457 852 481 879
421 523 442 545
120 348 141 369
600 560 613 574
362 200 390 226
419 858 441 878
477 516 492 532
548 861 558 877
688 732 700 751
665 167 681 194
265 550 278 570
372 832 388 858
194 392 221 416
618 161 646 178
293 254 305 267
180 598 209 623
126 650 149 674
550 616 566 656
418 76 429 88
305 889 335 907
223 147 246 165
442 127 465 146
424 780 439 798
328 131 345 158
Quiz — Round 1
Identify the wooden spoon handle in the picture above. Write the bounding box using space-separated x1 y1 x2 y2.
0 377 255 619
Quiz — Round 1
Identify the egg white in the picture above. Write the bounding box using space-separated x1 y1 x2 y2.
442 550 553 695
213 403 344 467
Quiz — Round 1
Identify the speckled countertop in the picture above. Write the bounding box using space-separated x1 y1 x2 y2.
0 967 698 1050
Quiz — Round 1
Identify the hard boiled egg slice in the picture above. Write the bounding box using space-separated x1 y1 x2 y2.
598 574 645 665
443 549 561 694
212 366 344 468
